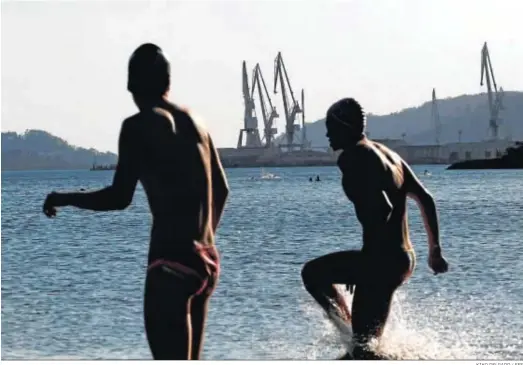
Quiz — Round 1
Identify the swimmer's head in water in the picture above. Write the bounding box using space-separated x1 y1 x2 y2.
325 98 366 151
127 43 170 99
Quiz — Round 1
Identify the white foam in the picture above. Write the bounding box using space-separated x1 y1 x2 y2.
321 285 479 360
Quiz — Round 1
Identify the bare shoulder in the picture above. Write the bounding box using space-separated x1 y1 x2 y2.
124 112 140 124
173 104 211 144
147 107 177 134
151 107 175 124
338 142 382 173
128 108 177 134
372 141 403 164
370 140 409 186
178 105 206 129
121 113 142 134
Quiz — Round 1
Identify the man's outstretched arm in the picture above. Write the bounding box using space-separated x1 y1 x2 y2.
403 162 441 254
209 135 229 232
50 119 139 212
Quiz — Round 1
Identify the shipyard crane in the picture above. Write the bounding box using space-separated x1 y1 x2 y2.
251 63 279 147
300 89 310 149
431 88 442 145
480 42 504 140
237 61 262 149
273 52 302 150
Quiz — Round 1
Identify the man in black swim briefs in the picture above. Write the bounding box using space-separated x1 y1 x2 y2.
300 98 448 359
43 43 229 360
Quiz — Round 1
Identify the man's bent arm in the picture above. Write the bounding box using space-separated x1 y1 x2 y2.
58 119 139 211
403 162 441 253
209 135 229 232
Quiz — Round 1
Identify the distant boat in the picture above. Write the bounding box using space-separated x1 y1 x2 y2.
260 168 280 180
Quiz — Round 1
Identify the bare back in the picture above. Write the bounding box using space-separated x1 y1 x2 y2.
124 101 219 260
338 138 414 253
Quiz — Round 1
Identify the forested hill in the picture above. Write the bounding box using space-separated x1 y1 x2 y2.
2 130 117 171
285 91 523 146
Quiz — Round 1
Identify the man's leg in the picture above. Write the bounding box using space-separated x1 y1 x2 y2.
348 250 414 359
190 245 220 360
350 284 396 359
190 294 211 360
301 251 363 323
143 265 198 360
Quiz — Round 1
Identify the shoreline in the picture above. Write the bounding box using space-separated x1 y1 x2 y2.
4 162 450 172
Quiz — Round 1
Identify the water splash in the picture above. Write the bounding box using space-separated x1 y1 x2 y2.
308 286 481 360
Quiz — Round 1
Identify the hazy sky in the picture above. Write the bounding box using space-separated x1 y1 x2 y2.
2 0 522 152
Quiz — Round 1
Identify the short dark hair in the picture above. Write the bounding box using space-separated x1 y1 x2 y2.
326 98 366 137
127 43 170 97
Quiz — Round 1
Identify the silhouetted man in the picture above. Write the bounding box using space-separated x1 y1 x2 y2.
43 43 229 360
300 98 448 359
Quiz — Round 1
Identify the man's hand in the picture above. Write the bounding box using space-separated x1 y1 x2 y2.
43 192 64 218
428 247 449 275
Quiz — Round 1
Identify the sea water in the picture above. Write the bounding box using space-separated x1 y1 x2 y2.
2 166 522 359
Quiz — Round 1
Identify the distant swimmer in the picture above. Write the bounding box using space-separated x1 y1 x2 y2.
42 43 229 360
300 98 448 359
316 175 321 182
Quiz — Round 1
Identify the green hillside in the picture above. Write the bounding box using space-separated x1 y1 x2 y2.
283 92 523 146
2 130 117 171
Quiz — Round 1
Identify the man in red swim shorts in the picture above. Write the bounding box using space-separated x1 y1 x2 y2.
43 43 229 360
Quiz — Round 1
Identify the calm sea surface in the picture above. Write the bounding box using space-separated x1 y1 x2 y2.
2 166 522 360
